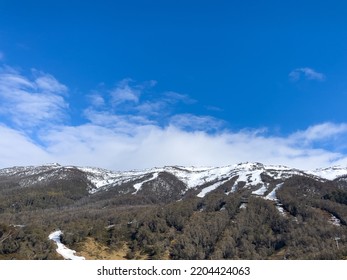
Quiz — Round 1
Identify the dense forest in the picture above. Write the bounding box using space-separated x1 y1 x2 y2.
1 168 347 260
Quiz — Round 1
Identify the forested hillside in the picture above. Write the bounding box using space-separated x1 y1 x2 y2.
0 163 346 260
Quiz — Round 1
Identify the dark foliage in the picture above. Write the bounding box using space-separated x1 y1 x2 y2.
0 173 346 260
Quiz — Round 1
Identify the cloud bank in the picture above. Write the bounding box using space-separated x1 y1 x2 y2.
0 66 346 171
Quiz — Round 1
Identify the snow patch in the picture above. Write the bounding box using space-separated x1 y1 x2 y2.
132 172 159 194
48 230 85 260
329 214 341 227
252 184 268 196
239 203 247 209
276 204 286 216
197 181 224 197
265 183 283 201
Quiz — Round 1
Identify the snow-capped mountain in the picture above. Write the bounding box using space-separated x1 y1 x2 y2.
1 162 346 261
1 162 346 202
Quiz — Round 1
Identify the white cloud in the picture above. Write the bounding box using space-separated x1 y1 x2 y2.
0 67 68 128
135 100 167 116
0 124 51 167
291 122 347 143
111 79 140 105
83 108 155 133
88 93 105 107
33 71 68 94
0 119 346 171
289 67 326 81
0 67 346 171
0 51 4 61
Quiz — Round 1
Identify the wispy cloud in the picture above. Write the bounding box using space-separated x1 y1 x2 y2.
169 114 225 132
87 92 106 107
163 91 196 104
133 92 195 117
33 70 68 93
292 122 347 143
87 80 199 126
110 79 141 105
83 108 156 133
289 67 326 81
0 51 4 61
0 66 68 128
205 105 223 112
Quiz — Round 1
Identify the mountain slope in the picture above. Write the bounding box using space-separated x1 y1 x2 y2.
0 162 347 260
0 162 346 211
1 162 339 198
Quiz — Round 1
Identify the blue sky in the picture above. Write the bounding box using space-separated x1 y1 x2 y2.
1 0 347 170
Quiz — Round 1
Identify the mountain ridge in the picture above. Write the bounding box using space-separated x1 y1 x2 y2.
1 161 346 195
1 162 347 260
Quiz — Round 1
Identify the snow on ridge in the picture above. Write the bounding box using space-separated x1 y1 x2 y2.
235 169 263 185
307 166 347 180
168 166 232 189
3 162 307 196
3 162 345 196
77 166 122 189
194 164 277 198
48 230 85 260
0 163 62 177
132 172 159 194
80 163 275 194
79 164 240 197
